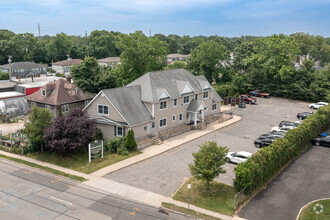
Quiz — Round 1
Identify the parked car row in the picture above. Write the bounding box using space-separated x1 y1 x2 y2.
309 102 328 109
312 133 330 147
255 121 301 148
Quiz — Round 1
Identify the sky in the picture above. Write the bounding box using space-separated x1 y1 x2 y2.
1 0 329 37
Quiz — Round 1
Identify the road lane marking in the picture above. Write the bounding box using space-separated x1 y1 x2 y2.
50 196 72 206
129 211 135 216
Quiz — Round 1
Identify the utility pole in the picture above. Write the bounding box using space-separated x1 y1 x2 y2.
38 23 41 38
85 31 89 56
149 29 152 37
8 55 12 81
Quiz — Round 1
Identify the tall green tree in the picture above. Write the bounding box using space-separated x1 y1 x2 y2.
187 40 228 82
115 31 169 85
45 33 73 62
189 141 228 189
24 106 53 152
87 30 119 59
71 57 117 93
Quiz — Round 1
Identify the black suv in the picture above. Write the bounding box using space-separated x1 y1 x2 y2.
260 132 286 138
255 136 281 148
297 112 312 120
279 121 300 127
312 136 330 147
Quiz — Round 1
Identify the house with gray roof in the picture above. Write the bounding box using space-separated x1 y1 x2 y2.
0 62 47 80
84 69 222 147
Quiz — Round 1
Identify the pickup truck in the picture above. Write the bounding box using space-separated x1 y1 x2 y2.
239 95 257 104
249 90 270 98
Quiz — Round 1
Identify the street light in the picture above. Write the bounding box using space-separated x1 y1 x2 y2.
8 55 12 81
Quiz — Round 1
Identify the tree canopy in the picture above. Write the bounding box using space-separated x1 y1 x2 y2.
189 141 228 189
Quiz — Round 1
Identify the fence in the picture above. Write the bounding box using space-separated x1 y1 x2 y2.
234 187 250 209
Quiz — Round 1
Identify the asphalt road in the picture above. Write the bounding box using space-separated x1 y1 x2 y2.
105 97 312 197
0 158 190 220
238 145 330 220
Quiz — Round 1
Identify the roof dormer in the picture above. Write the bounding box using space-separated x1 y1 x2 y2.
177 80 195 96
157 88 171 101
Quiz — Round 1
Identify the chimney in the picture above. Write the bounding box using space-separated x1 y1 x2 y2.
66 76 71 83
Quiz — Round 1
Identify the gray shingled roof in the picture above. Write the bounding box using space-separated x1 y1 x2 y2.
0 62 47 70
101 85 153 126
127 69 220 103
187 99 203 112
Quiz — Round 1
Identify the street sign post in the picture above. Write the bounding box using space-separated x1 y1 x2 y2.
88 140 103 163
187 183 191 209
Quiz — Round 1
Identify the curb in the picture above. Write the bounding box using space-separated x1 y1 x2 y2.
296 198 329 220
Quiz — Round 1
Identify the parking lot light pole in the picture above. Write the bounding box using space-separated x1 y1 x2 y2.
187 184 191 209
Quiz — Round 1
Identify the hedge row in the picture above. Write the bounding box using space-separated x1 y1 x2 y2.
234 105 330 193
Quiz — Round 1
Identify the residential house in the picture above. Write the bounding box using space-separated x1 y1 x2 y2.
166 54 191 65
51 59 82 74
98 57 120 68
84 69 222 147
26 78 94 117
0 62 47 80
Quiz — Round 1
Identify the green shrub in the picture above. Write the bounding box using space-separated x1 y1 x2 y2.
25 140 40 152
234 105 330 193
117 144 129 155
95 128 104 141
125 130 137 151
104 137 126 153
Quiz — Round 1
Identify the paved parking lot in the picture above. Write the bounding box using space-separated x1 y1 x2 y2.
238 145 330 220
105 97 312 197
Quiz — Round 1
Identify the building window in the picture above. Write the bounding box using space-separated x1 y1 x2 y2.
212 104 217 111
172 115 176 122
116 127 123 137
144 126 147 131
31 102 36 107
62 104 69 113
195 94 198 100
173 99 177 107
41 89 46 96
159 118 167 128
45 105 51 110
152 122 155 128
98 105 109 115
183 96 190 104
179 113 183 122
203 91 208 99
160 101 167 110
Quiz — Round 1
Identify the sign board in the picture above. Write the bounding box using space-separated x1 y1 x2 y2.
10 133 27 142
88 140 103 163
187 184 191 189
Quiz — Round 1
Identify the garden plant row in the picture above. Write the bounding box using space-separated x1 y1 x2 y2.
234 105 330 193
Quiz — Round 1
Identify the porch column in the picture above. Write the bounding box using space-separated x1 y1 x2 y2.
194 112 197 125
202 110 204 123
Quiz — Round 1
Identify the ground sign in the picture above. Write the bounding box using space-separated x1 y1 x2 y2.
88 140 103 163
10 133 27 142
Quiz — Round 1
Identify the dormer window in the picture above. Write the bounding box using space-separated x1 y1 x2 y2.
203 91 208 99
70 88 77 95
41 89 46 96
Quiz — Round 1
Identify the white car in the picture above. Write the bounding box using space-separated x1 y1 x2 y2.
309 102 328 109
271 126 295 132
225 151 252 164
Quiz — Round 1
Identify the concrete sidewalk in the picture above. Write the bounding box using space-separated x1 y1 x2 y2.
91 115 241 177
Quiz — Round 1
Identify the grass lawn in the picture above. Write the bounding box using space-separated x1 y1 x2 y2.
173 178 237 216
0 154 87 182
298 199 330 220
24 150 141 174
162 202 222 220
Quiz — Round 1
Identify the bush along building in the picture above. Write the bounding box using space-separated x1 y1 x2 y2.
84 69 222 148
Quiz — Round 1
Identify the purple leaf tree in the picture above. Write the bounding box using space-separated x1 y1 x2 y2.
43 109 96 154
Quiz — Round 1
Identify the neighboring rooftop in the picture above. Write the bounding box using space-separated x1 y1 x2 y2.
0 91 25 99
52 59 82 66
13 76 63 88
26 78 94 105
98 57 120 63
0 62 47 70
0 81 17 89
167 54 191 59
